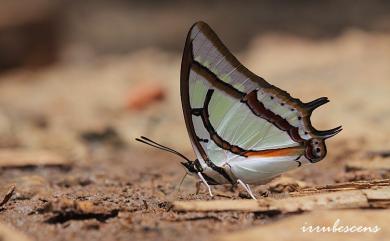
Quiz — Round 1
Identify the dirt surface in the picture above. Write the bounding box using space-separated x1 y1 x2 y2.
0 28 390 240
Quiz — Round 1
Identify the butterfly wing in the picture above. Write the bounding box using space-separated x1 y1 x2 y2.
181 22 341 184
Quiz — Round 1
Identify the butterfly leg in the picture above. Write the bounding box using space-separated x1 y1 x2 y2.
197 172 213 197
195 180 202 194
237 179 256 200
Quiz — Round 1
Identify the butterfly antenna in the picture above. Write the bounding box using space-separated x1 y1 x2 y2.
135 136 192 163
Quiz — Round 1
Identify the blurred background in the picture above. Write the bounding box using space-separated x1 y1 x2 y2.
1 0 389 159
0 1 390 240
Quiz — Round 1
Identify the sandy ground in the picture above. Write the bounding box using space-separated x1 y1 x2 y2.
0 30 389 241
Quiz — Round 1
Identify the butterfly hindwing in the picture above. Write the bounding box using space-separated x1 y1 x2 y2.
187 69 304 183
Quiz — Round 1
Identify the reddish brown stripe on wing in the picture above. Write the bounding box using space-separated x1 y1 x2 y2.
242 90 304 143
244 146 304 158
196 90 304 160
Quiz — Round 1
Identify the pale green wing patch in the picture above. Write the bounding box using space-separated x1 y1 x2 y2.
207 91 299 152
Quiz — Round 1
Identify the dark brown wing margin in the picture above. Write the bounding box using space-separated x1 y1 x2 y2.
181 22 234 183
180 23 206 160
192 22 271 89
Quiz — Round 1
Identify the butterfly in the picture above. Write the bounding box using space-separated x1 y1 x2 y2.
136 21 341 199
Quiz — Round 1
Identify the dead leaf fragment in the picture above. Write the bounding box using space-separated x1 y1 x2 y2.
0 149 70 168
51 198 114 214
293 179 390 196
268 176 308 193
0 223 32 241
335 170 386 182
172 186 390 213
45 198 118 223
126 83 165 110
346 158 390 171
11 175 50 200
368 150 390 158
0 185 15 207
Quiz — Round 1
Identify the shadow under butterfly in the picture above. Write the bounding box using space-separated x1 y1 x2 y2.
136 21 342 199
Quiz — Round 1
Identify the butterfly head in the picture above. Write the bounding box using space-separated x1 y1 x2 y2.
181 161 196 174
180 159 202 174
